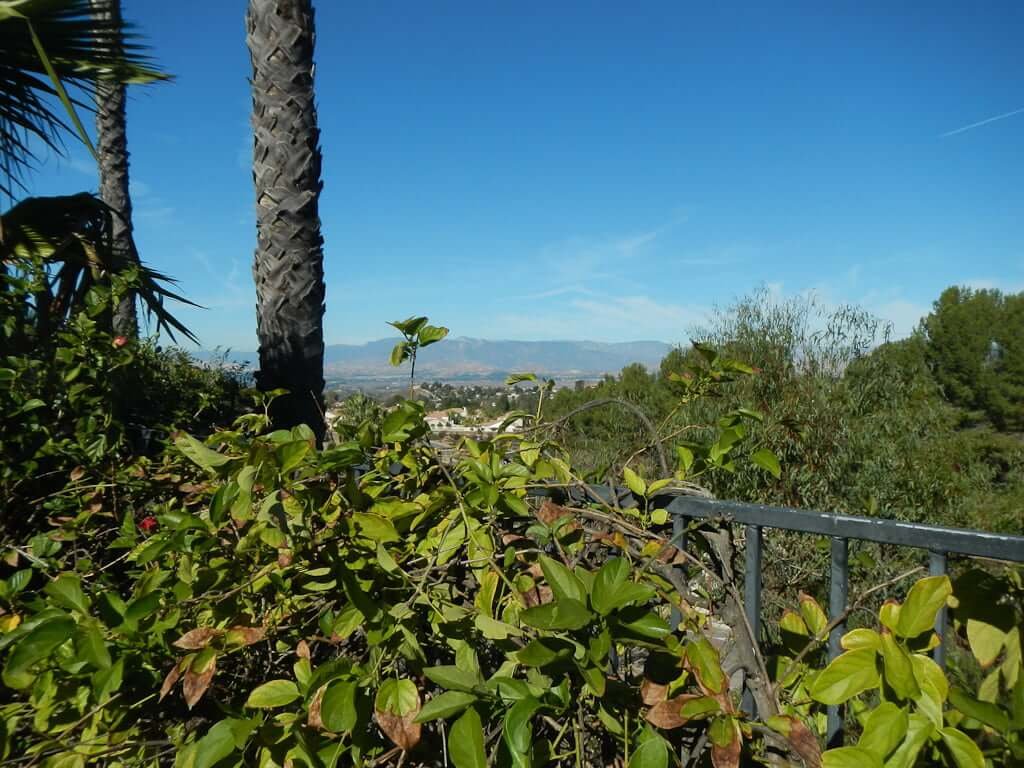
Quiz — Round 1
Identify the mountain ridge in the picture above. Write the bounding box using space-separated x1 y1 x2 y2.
197 338 674 378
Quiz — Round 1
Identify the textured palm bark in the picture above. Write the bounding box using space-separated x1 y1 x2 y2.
247 0 326 442
92 0 137 337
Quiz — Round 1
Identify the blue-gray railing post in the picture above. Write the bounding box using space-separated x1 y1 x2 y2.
929 550 948 668
827 536 849 747
743 524 763 715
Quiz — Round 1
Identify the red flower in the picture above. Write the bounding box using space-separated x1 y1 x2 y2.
112 335 129 348
138 516 158 534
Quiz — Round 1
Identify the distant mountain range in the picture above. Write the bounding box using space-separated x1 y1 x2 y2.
204 338 673 381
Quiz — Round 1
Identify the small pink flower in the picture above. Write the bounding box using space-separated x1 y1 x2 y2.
112 336 129 349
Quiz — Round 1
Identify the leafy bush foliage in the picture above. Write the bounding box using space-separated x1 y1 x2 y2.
1 303 1021 767
1 253 249 538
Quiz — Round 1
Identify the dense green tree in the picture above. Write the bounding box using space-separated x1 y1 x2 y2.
247 0 327 442
922 286 1024 430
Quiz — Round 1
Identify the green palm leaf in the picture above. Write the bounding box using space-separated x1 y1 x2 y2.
0 0 169 197
1 193 198 342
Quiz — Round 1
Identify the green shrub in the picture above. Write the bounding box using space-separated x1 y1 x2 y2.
0 311 1019 767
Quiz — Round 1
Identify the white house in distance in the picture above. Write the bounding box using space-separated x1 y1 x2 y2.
425 408 468 429
425 408 523 435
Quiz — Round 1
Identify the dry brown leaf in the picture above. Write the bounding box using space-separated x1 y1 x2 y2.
784 717 821 768
183 655 216 709
226 626 266 647
307 684 326 729
173 627 221 650
296 639 311 659
69 466 85 482
645 698 687 730
520 584 553 608
174 628 220 651
376 708 422 751
651 538 684 564
536 499 577 528
159 660 184 701
711 723 741 768
277 549 294 567
640 678 668 705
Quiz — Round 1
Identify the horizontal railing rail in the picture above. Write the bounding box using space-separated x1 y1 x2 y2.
531 485 1024 746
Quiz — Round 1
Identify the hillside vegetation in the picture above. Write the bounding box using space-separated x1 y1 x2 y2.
1 2 1021 766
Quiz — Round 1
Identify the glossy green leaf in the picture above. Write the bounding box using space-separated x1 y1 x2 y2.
520 598 593 631
351 513 400 543
194 719 237 768
505 372 538 385
809 649 880 705
841 628 881 652
882 713 933 768
949 686 1009 732
628 731 669 768
750 448 781 478
503 697 542 756
822 746 881 768
389 316 428 336
592 557 629 615
389 341 410 366
450 706 486 768
624 467 646 497
75 619 111 670
246 679 300 709
895 576 951 638
418 325 449 346
939 727 984 768
615 611 672 641
679 696 721 720
857 702 907 760
175 433 232 470
966 619 1005 667
3 615 75 689
799 593 828 637
580 664 606 696
321 680 358 733
424 665 481 693
43 573 89 615
416 691 477 723
538 555 586 603
276 439 311 474
516 639 570 667
375 678 420 716
880 632 920 700
686 637 726 694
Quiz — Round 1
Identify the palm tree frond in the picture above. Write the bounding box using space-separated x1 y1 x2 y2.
1 192 198 343
0 0 171 198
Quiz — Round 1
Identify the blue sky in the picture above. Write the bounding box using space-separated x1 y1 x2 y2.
25 0 1024 350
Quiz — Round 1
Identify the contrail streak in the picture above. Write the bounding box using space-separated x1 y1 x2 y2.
941 106 1024 137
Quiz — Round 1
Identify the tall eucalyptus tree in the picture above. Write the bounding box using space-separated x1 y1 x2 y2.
246 0 326 442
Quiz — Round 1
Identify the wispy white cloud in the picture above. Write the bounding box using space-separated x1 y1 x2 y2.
508 285 598 301
479 293 710 343
940 106 1024 137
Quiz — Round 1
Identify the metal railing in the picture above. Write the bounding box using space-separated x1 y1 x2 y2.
535 486 1024 746
668 495 1023 746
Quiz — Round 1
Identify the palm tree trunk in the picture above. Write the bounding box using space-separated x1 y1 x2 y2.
92 0 137 337
246 0 326 442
